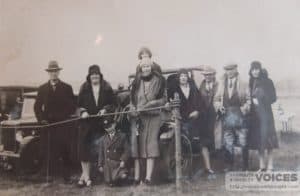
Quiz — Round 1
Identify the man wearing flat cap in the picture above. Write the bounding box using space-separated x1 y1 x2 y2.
34 60 76 183
198 66 219 177
213 64 250 171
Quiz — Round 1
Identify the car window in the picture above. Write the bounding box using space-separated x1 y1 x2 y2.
21 98 36 118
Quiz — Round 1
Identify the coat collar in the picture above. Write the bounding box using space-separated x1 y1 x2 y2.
87 80 106 107
219 73 248 101
179 84 191 101
177 80 196 101
105 131 122 148
201 80 217 92
48 79 61 86
47 79 62 92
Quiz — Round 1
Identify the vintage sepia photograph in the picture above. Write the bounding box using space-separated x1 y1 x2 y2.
0 0 300 195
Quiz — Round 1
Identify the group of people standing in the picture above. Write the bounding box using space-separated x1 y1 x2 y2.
33 47 279 188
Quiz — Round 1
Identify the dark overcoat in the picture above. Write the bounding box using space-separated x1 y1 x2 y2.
78 79 115 162
98 132 130 183
167 79 204 138
33 80 76 174
34 80 75 123
248 73 279 150
199 80 219 150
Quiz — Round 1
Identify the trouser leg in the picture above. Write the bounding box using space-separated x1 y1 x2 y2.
39 127 53 176
223 129 234 167
237 128 248 170
62 141 71 178
242 148 249 170
39 129 48 171
56 126 71 179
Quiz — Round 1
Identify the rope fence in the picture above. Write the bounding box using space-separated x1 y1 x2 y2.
0 95 183 189
0 104 180 130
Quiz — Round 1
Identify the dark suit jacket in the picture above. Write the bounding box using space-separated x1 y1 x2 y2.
199 80 219 111
98 131 130 182
34 80 75 123
98 132 130 166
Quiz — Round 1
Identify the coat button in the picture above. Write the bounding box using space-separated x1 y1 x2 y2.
114 150 116 152
107 150 109 152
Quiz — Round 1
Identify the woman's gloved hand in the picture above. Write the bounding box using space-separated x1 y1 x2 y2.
189 111 199 119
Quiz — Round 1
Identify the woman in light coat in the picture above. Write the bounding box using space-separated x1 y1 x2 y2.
129 58 166 185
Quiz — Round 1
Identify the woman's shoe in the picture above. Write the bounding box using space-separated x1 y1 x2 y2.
85 179 92 187
77 179 85 188
144 179 153 186
206 169 216 180
109 183 115 187
133 180 140 186
257 168 266 172
206 169 215 174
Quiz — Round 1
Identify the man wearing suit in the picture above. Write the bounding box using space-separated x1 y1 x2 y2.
98 116 130 187
214 64 251 171
34 60 75 183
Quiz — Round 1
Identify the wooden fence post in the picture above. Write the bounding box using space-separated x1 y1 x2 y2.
172 92 182 189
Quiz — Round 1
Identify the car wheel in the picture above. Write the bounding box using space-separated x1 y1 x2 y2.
165 134 193 180
17 137 43 174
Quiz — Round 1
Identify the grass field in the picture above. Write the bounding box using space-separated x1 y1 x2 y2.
0 131 299 196
274 97 299 132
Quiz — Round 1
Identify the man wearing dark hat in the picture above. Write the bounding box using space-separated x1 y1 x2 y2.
213 64 251 171
98 116 130 187
34 60 76 182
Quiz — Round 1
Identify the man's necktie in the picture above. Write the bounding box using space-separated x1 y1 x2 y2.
229 79 233 88
207 82 212 91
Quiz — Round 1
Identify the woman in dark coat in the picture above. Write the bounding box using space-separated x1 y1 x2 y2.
129 58 166 185
168 69 215 176
248 61 278 171
167 69 204 137
77 65 115 187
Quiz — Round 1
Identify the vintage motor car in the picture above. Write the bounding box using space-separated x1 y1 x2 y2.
0 86 38 172
0 85 37 121
0 89 84 175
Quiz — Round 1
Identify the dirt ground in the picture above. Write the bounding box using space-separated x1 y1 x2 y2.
0 130 299 196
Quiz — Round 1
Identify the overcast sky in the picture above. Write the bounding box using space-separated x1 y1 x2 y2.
1 0 300 90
